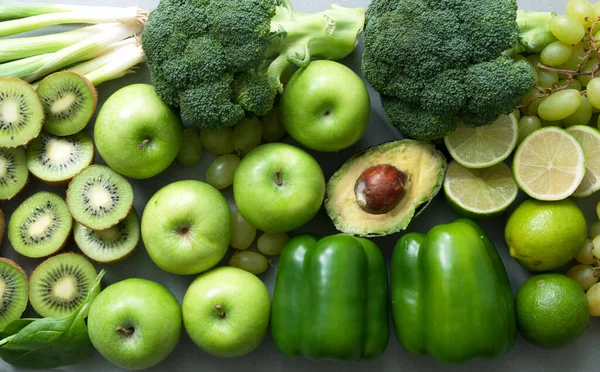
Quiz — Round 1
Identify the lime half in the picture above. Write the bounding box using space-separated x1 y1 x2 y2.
444 160 518 218
513 127 585 201
566 125 600 198
444 114 518 169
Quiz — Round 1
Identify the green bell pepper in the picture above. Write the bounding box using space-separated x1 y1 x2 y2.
271 234 388 361
391 218 516 364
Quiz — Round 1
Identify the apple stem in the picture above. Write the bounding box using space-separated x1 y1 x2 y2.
116 326 135 337
275 169 282 186
137 139 150 150
215 304 226 318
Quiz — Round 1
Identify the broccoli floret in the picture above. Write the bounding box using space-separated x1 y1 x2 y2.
142 0 366 130
362 0 536 140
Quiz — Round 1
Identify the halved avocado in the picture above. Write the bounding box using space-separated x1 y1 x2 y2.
325 139 447 237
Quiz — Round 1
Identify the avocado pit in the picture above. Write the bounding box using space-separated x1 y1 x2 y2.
354 164 407 214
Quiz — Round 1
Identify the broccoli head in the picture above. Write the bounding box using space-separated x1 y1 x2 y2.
142 0 366 130
362 0 536 140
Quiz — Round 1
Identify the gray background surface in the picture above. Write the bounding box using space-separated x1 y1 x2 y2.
3 0 598 371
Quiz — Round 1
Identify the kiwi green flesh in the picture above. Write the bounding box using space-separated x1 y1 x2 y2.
37 71 97 136
28 252 99 318
74 208 139 263
26 130 94 184
0 146 28 200
0 78 44 147
0 258 28 329
8 191 73 258
66 165 134 230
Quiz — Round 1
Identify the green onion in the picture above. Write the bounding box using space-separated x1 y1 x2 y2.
0 22 143 82
0 2 138 20
0 6 147 37
0 24 115 63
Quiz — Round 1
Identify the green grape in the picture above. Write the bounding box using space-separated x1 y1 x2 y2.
517 115 542 143
536 69 559 88
230 210 256 250
540 118 564 127
550 15 586 45
232 117 262 156
558 78 583 91
566 264 599 290
575 239 597 264
520 88 545 115
538 89 582 121
257 232 289 256
176 128 203 166
205 154 240 189
527 54 542 68
564 96 594 126
541 41 574 67
200 127 234 155
261 107 287 142
566 0 594 27
577 58 598 87
587 77 600 109
589 220 600 238
511 108 521 120
228 251 268 275
592 234 600 259
595 2 600 21
587 282 600 316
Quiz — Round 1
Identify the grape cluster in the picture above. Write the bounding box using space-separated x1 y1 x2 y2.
517 0 600 139
568 202 600 315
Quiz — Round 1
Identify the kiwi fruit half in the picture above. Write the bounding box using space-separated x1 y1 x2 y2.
0 146 28 200
66 164 134 230
8 191 73 258
0 77 44 147
36 71 97 136
28 252 99 318
26 130 94 186
74 208 140 263
0 258 28 329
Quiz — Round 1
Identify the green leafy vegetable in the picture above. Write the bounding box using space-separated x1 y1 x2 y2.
0 269 105 369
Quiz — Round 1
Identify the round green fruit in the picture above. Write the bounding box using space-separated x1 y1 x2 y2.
94 84 183 179
141 180 231 275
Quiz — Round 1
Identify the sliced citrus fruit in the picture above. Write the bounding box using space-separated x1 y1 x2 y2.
565 125 600 197
443 160 518 219
512 127 585 201
444 113 518 169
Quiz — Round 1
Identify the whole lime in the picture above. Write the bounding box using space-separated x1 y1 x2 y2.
505 199 586 271
516 273 589 349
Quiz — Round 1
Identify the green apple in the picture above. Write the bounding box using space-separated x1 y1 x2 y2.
233 143 325 233
281 60 370 152
141 180 231 274
182 266 270 357
94 84 183 179
87 278 182 370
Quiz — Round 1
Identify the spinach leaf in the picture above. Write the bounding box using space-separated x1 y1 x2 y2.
0 269 105 369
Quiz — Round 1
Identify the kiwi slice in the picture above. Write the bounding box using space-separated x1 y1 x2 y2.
0 258 28 329
66 165 134 230
0 77 44 147
36 71 97 136
28 252 99 318
26 130 94 186
0 146 28 201
74 208 140 263
8 191 73 258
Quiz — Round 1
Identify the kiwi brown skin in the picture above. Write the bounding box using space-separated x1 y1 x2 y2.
0 257 28 320
0 208 4 246
68 71 98 128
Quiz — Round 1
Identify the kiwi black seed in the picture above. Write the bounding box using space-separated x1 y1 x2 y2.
0 146 28 201
0 258 28 329
26 130 94 186
66 164 134 230
28 252 99 318
74 208 140 263
8 191 73 258
36 71 97 136
0 77 44 147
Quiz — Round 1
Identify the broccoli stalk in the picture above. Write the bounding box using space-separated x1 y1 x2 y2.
507 10 557 55
142 0 366 130
265 1 366 91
